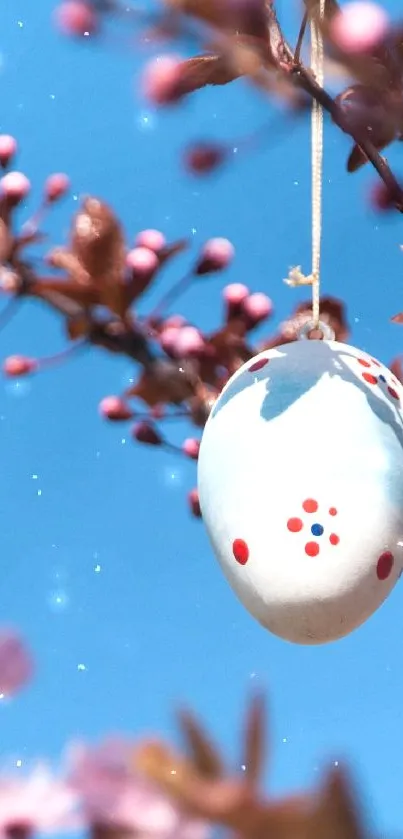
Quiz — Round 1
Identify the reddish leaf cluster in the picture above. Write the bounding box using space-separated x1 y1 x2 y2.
55 0 403 210
0 139 355 518
1 138 402 519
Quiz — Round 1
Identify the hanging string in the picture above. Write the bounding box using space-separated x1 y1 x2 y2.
284 0 326 331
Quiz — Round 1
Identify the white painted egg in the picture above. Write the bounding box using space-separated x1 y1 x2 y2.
197 339 403 644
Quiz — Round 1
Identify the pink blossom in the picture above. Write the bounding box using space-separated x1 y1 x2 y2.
170 326 205 358
3 356 37 377
242 292 273 326
126 247 159 276
222 283 249 304
182 438 200 459
65 739 208 839
44 173 70 203
0 768 80 836
0 136 17 168
0 631 33 697
196 238 234 274
99 396 133 421
188 489 202 518
0 173 30 203
135 229 166 253
141 56 184 106
163 315 187 330
160 326 181 354
54 1 98 37
331 2 389 53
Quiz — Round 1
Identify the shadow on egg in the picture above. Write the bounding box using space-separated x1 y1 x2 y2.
210 341 403 450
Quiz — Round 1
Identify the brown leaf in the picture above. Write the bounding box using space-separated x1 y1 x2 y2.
309 766 369 839
30 277 98 307
164 0 267 39
177 709 224 779
71 197 128 317
177 54 243 93
390 356 403 383
46 247 91 285
258 297 348 352
66 314 92 341
71 198 125 277
0 218 13 263
158 238 189 266
133 740 197 802
347 139 391 172
242 693 266 788
126 359 196 407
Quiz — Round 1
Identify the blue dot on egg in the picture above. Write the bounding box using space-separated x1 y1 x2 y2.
311 523 324 536
379 375 386 382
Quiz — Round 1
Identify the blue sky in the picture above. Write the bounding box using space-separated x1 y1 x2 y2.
1 0 403 835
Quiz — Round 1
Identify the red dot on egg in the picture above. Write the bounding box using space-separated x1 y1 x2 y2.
370 358 381 367
362 372 378 385
248 357 269 373
388 386 399 400
305 541 319 557
303 498 318 513
329 507 337 516
287 517 303 532
329 533 340 546
358 358 371 368
232 538 249 565
376 551 394 581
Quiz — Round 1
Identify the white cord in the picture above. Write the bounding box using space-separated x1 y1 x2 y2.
284 1 325 330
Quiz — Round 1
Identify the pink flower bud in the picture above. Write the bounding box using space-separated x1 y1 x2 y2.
126 247 159 277
0 630 33 697
164 315 187 329
99 396 133 421
369 179 401 211
150 405 165 419
132 421 162 446
330 1 389 53
223 283 250 322
223 283 250 304
54 1 98 37
44 173 70 203
196 238 234 275
0 135 17 169
242 292 273 327
188 488 202 518
160 326 181 355
135 229 166 253
182 438 200 460
141 55 184 106
171 325 205 358
0 172 31 204
3 355 37 377
184 142 227 175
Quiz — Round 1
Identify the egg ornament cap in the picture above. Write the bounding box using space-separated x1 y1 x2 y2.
197 339 403 644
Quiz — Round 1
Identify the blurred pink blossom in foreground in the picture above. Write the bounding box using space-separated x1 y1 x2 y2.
0 767 80 837
0 631 33 697
66 738 208 838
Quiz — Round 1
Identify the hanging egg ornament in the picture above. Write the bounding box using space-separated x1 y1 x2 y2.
197 335 403 644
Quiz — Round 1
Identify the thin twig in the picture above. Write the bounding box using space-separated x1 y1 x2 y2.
294 11 309 64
